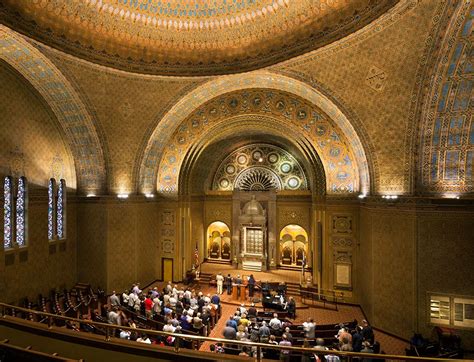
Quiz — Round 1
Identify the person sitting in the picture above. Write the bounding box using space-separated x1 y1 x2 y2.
119 329 131 339
338 327 352 344
314 338 328 351
136 333 151 344
239 346 250 357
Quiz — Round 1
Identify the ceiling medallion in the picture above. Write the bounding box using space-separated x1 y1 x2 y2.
235 167 281 191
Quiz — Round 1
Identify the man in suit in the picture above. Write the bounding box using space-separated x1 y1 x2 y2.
235 274 242 297
225 274 233 295
247 274 256 298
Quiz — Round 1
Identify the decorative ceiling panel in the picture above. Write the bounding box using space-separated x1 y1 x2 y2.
0 0 398 75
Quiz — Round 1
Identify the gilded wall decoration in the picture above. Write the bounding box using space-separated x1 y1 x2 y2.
332 215 353 234
332 237 354 248
278 207 310 233
365 66 388 92
154 88 364 196
139 71 370 196
0 27 106 194
212 144 308 191
420 3 474 194
160 209 176 255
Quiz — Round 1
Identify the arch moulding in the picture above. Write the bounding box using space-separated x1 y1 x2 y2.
0 26 106 194
138 71 370 196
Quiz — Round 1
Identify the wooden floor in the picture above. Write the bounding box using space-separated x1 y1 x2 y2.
152 262 410 356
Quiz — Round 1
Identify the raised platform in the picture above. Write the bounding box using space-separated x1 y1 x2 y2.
242 260 262 271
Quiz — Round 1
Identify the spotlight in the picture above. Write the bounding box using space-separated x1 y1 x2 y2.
86 193 96 198
258 157 264 163
358 194 366 199
145 193 155 198
117 193 129 199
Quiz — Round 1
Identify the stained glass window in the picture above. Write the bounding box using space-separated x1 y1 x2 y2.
48 178 55 240
15 176 27 246
56 179 65 239
3 176 13 248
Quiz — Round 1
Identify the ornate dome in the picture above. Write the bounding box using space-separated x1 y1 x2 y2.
242 195 264 216
0 0 398 75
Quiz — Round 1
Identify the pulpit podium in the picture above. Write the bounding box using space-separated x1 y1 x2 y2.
232 284 238 300
239 284 246 302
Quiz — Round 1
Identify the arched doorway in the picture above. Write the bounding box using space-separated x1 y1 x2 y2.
206 221 231 261
279 224 308 267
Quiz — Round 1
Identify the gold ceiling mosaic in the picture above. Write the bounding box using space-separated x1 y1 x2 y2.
0 0 398 75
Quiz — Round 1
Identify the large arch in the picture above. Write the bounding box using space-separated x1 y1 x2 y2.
0 26 106 194
418 3 474 195
139 71 370 196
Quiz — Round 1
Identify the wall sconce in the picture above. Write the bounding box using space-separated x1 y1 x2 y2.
382 195 398 200
358 194 366 199
145 193 155 199
117 193 129 199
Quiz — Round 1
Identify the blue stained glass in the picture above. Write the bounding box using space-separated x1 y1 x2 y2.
56 179 65 239
15 177 26 246
48 178 55 240
3 176 13 248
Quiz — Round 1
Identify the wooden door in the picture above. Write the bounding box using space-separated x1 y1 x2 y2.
162 258 173 282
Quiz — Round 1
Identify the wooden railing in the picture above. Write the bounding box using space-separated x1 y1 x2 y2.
0 302 467 362
299 286 342 311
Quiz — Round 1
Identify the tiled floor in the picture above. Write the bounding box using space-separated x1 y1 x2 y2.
153 262 409 357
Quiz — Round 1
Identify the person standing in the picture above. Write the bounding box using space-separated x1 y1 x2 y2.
216 273 224 294
235 274 242 298
225 274 233 295
247 274 256 298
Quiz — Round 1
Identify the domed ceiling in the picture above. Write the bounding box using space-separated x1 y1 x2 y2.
0 0 398 76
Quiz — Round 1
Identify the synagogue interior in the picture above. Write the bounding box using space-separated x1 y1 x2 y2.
0 0 473 361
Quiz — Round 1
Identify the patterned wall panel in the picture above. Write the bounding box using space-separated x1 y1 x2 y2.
160 209 176 256
420 3 474 194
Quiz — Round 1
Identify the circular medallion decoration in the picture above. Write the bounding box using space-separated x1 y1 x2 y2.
268 153 279 164
235 167 281 191
226 165 236 174
252 151 263 160
212 143 308 191
280 163 292 173
287 177 300 189
237 154 248 165
219 179 230 188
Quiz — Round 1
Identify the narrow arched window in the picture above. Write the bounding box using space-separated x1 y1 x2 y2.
56 179 66 239
3 176 13 249
48 178 56 240
15 176 27 246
